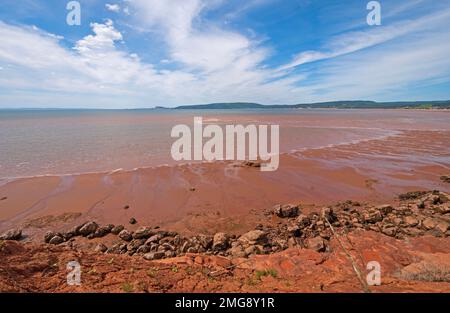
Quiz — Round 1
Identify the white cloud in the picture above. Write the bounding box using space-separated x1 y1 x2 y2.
74 19 122 53
1 1 450 107
279 8 450 71
105 3 121 13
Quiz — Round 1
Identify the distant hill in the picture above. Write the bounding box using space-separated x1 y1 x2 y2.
172 100 450 110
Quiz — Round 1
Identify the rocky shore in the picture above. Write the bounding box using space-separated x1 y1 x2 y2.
2 190 448 260
0 190 449 293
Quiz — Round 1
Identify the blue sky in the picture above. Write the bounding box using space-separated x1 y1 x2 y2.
0 0 450 108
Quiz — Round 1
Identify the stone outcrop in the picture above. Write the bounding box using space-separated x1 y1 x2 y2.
41 190 449 262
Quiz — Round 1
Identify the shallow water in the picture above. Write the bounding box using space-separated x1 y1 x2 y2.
0 108 449 179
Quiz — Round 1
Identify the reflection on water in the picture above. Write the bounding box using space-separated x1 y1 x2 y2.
0 109 449 178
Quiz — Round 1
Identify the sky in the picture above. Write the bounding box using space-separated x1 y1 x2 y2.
0 0 450 108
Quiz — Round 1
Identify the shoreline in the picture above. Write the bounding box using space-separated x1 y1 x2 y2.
1 189 449 293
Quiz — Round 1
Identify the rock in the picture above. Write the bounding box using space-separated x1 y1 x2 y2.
111 225 125 235
243 161 261 168
423 218 437 230
307 237 326 252
197 234 213 249
129 217 137 225
145 234 163 245
44 231 58 243
187 247 198 253
136 245 150 254
403 216 419 227
106 243 125 254
94 226 111 238
228 245 246 258
118 229 133 241
61 229 76 240
398 191 427 201
287 225 301 237
48 235 64 245
238 230 267 245
78 221 98 236
321 207 337 223
435 221 449 234
124 205 130 210
143 251 165 260
212 232 229 251
273 204 300 218
434 205 450 214
161 242 175 251
362 211 383 224
377 205 394 215
296 214 311 227
127 239 145 251
381 226 397 237
132 226 153 239
95 243 108 253
0 228 22 241
165 250 176 258
244 245 259 256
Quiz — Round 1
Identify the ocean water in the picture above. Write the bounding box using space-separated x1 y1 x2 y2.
0 108 449 179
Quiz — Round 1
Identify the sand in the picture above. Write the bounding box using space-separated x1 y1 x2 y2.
0 128 449 239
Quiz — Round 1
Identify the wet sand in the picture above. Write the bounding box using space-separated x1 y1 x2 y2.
1 126 449 239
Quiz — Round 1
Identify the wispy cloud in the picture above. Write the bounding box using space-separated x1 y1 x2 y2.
0 0 449 107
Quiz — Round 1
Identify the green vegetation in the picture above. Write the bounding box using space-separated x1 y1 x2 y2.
255 269 278 280
121 282 134 293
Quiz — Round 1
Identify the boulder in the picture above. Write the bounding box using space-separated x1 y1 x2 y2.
273 204 300 218
106 243 126 254
61 229 76 240
94 226 111 238
78 221 98 236
95 243 108 253
238 230 267 245
321 207 337 223
423 218 437 230
212 232 230 251
129 217 137 225
146 234 163 245
118 229 133 241
132 226 153 239
127 239 145 251
307 237 326 252
197 234 213 249
403 216 419 227
49 235 64 245
165 250 176 258
143 251 165 260
377 205 394 215
296 214 311 228
0 228 22 241
435 221 449 234
136 245 151 254
44 231 58 243
362 211 383 224
381 226 397 237
287 225 301 237
111 225 125 235
228 245 246 258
